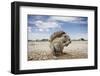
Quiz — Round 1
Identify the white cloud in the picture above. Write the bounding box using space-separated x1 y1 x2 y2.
28 21 34 25
48 16 87 24
70 20 87 24
28 26 32 33
49 16 78 22
38 28 44 32
35 20 59 28
34 20 61 32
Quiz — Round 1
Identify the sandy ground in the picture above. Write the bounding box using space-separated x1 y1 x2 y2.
28 41 88 61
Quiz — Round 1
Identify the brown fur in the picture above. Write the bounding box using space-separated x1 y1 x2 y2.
50 31 66 42
50 31 71 56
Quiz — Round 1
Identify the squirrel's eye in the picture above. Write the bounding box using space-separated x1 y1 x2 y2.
64 36 67 38
63 41 66 43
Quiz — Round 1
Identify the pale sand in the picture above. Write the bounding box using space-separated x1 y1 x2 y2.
28 41 88 61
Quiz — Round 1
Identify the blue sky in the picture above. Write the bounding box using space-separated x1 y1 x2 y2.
28 15 88 40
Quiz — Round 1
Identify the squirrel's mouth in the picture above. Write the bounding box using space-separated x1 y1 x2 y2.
65 40 71 46
69 41 71 44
